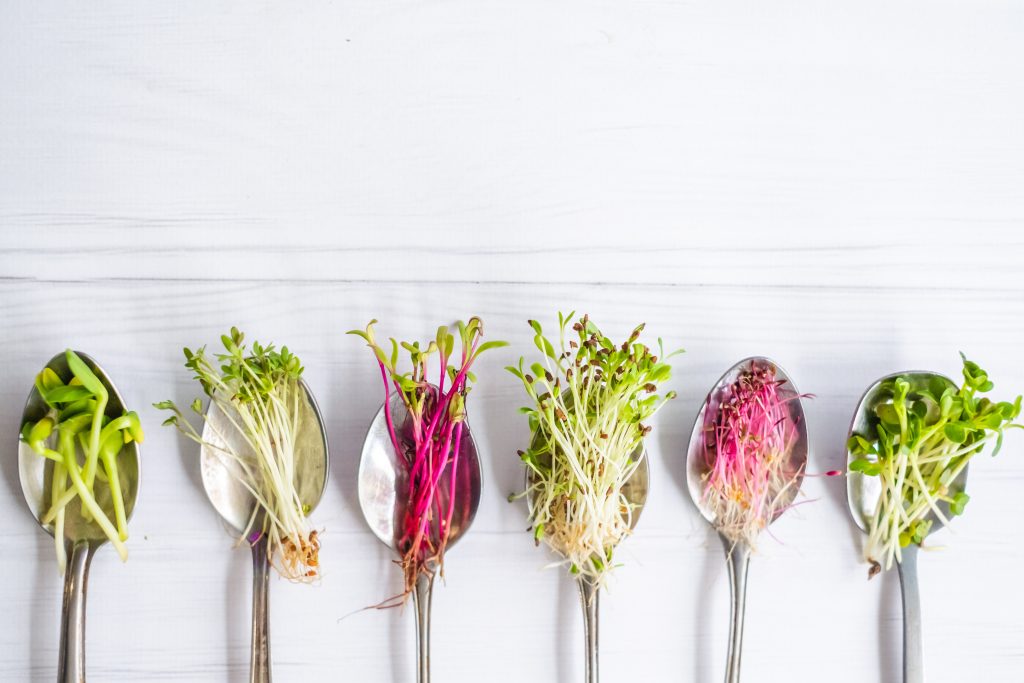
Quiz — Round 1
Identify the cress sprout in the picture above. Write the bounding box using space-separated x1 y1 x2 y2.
509 313 680 585
156 328 321 582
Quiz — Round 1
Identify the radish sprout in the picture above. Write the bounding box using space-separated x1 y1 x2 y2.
349 317 506 603
21 350 143 571
848 354 1021 577
508 313 680 585
699 360 806 551
156 328 321 582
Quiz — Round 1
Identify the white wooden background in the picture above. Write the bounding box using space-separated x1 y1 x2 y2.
2 2 1023 682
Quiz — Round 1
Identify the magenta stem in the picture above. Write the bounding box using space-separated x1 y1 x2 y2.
373 331 482 588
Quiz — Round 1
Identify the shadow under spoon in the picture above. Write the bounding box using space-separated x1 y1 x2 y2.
357 393 482 683
685 356 808 683
846 371 966 683
199 380 329 683
18 351 140 683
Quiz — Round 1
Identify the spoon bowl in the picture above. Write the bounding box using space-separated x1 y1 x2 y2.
686 356 808 527
619 453 650 529
845 371 965 536
357 392 482 553
19 351 141 541
200 379 329 535
18 350 140 683
684 356 808 683
199 378 329 683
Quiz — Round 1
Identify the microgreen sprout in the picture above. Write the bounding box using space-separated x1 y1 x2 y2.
156 328 321 582
508 313 681 586
349 317 506 604
700 360 806 551
848 354 1021 578
21 350 143 571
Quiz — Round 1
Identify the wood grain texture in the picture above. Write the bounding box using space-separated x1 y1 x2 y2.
1 2 1023 682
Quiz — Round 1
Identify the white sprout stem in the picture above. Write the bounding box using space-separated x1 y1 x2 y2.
867 431 992 571
174 367 312 578
52 461 67 574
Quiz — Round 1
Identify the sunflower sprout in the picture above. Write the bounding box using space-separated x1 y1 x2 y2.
21 349 143 572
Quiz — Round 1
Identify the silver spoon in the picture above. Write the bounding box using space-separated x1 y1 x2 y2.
19 351 141 683
358 392 482 683
846 371 965 683
525 428 649 683
199 379 329 683
685 357 808 683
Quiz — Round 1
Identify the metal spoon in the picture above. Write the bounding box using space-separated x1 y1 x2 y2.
846 371 965 683
18 351 141 683
357 392 482 683
525 430 649 683
199 379 329 683
685 357 808 683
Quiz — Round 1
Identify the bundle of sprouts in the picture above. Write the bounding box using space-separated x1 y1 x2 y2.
509 313 680 585
700 360 805 551
848 354 1020 577
21 349 143 571
157 328 321 582
349 317 506 604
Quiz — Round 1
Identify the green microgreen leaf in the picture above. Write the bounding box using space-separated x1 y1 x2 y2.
849 356 1019 577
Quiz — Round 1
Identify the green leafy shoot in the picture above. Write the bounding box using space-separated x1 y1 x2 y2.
848 354 1021 578
156 328 321 582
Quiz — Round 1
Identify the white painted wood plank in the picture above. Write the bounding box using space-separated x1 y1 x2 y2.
2 2 1023 286
4 230 1024 289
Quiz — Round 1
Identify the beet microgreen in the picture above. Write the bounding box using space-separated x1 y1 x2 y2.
349 317 506 603
508 313 680 585
156 328 321 582
848 354 1021 577
21 350 143 571
700 360 807 550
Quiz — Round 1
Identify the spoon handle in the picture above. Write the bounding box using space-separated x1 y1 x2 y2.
896 545 924 683
413 570 435 683
250 536 272 683
577 576 600 683
58 541 95 683
721 536 751 683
